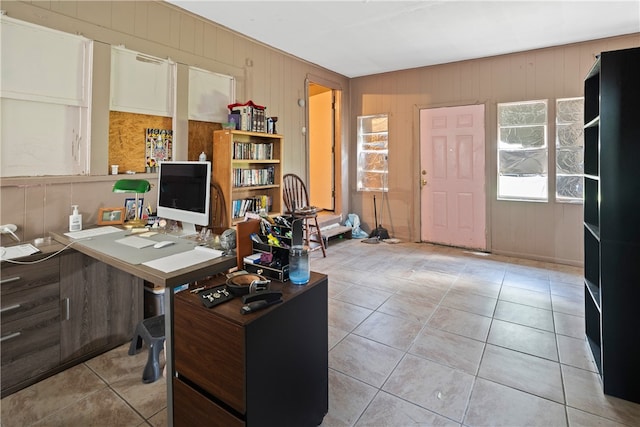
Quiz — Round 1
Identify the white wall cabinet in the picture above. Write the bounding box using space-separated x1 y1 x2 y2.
110 46 175 117
0 16 92 177
188 67 235 123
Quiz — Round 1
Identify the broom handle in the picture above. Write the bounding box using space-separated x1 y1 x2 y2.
373 195 379 228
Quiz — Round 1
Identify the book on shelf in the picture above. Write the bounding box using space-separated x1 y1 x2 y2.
232 166 275 187
232 142 273 160
232 195 272 219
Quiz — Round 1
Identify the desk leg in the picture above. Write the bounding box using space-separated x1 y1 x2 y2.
164 286 174 426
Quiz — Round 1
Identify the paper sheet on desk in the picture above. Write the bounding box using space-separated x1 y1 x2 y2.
141 246 224 273
1 243 40 261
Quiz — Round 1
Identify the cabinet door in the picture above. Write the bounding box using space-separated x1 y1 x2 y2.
110 46 174 117
59 252 143 362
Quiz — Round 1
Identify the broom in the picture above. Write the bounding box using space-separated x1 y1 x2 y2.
369 194 389 240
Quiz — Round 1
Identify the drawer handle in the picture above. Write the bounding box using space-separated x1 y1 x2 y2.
0 332 21 342
0 276 21 285
63 298 70 321
0 303 21 314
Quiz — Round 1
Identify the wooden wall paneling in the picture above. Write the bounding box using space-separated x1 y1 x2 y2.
146 2 173 48
0 186 26 245
50 1 77 17
24 184 46 240
133 1 149 39
534 49 557 100
188 120 220 161
76 1 111 28
110 1 135 35
108 111 173 173
43 184 73 233
460 61 481 101
202 22 218 60
251 43 268 105
192 16 204 57
179 13 197 53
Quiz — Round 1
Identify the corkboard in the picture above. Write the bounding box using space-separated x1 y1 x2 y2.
109 111 172 173
188 120 221 161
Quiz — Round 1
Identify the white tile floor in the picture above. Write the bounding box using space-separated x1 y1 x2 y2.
3 239 640 426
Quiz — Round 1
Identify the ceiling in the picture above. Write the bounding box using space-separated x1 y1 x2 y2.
166 1 640 78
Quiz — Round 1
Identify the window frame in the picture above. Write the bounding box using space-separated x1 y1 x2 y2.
555 97 584 204
356 113 389 192
497 99 549 202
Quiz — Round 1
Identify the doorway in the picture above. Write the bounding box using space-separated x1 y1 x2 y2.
308 82 339 212
420 104 486 250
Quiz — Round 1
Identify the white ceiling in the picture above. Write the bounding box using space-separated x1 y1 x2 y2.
166 1 640 78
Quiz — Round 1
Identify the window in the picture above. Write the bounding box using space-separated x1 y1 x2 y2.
357 114 388 192
555 97 584 202
497 100 548 201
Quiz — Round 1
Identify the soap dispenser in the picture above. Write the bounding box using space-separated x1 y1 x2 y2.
69 205 82 232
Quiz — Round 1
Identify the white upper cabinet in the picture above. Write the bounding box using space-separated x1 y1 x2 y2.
110 46 175 117
1 15 91 106
188 67 235 123
1 15 92 177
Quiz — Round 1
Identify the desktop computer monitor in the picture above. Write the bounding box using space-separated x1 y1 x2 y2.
157 161 211 236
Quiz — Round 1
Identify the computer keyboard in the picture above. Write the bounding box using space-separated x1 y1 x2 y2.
64 226 122 239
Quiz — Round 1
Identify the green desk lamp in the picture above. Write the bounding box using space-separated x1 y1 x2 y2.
113 179 151 228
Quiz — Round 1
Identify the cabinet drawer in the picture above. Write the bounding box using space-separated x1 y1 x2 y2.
174 295 246 414
1 282 60 324
1 307 60 391
173 378 244 427
1 307 60 365
1 343 60 393
1 258 59 295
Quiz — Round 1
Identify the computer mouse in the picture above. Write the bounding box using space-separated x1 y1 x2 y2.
153 240 175 249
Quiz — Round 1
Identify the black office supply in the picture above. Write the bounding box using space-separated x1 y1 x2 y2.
240 298 282 314
242 290 283 304
199 285 234 308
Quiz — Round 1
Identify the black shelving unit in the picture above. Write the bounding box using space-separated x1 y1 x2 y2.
583 46 640 404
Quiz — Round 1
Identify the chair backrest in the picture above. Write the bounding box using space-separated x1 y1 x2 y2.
282 173 310 214
209 182 228 234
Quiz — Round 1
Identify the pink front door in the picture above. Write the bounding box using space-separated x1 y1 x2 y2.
420 104 486 250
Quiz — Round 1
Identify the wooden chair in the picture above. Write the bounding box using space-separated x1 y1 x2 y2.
209 182 228 235
282 174 326 257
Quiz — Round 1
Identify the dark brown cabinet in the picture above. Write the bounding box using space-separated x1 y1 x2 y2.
173 272 328 426
583 46 640 403
59 251 143 362
1 247 143 397
1 258 61 395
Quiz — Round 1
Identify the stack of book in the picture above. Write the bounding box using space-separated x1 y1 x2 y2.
228 100 266 132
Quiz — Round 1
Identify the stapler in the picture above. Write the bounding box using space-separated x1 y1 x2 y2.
240 290 283 314
242 290 282 304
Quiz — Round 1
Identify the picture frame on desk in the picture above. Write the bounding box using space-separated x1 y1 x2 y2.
97 207 126 225
124 198 144 221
